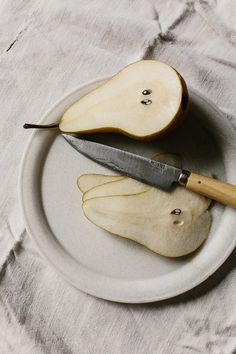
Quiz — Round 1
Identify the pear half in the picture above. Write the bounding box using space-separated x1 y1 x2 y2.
60 60 188 140
83 187 211 257
82 153 181 201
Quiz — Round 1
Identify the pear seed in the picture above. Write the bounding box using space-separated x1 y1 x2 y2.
141 99 152 105
173 220 184 226
142 89 152 95
171 208 182 215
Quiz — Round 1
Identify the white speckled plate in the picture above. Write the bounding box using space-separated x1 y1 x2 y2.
19 77 236 303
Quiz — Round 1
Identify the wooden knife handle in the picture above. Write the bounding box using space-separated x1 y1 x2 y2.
186 173 236 208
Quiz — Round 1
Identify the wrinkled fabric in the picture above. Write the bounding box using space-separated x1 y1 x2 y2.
0 0 235 353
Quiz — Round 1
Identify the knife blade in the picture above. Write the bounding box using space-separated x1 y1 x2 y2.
62 134 236 208
62 134 186 190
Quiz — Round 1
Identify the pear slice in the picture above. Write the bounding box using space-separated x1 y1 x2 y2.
59 60 188 140
77 174 124 193
83 187 211 257
83 178 147 201
82 152 181 201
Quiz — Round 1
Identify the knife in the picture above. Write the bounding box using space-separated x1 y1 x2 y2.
63 134 236 208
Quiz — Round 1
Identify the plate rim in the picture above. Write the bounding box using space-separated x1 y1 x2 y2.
19 76 236 303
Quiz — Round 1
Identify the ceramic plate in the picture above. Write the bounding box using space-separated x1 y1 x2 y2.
19 77 236 303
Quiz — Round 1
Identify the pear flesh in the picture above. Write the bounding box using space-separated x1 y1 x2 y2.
82 187 211 257
60 60 188 140
78 153 211 257
83 178 148 202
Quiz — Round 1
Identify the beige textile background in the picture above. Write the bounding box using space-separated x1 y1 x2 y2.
0 1 236 353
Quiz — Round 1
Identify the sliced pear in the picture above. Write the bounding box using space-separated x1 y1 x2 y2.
83 178 147 201
59 60 188 140
77 174 124 193
83 152 181 201
83 187 211 257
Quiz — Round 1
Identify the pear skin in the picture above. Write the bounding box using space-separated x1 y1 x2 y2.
77 174 123 193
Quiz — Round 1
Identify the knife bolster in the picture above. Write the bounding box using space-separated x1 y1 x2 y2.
178 170 191 186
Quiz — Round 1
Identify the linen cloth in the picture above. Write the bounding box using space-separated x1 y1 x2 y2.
0 0 236 353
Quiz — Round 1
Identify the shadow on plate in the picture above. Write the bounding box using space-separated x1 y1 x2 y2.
77 92 224 178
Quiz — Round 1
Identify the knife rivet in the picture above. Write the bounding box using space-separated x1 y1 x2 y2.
141 99 152 105
142 89 152 95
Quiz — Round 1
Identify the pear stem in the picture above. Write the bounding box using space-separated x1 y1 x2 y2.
23 123 59 129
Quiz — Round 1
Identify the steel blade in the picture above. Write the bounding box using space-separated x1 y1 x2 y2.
63 134 182 190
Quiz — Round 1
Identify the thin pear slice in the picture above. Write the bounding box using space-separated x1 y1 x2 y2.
60 60 188 140
83 152 181 201
83 187 211 257
77 174 124 193
83 178 147 201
